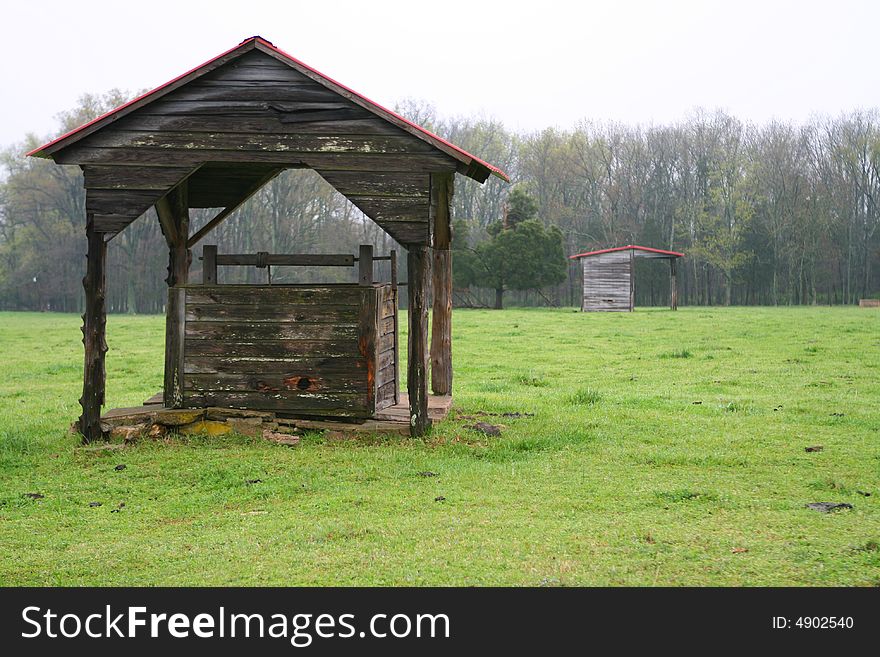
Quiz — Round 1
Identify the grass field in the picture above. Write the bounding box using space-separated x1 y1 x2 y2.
0 306 878 586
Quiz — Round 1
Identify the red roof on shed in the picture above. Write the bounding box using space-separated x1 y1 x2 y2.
27 36 509 184
569 245 685 259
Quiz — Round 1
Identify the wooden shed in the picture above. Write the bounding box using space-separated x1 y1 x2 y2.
28 36 508 442
570 245 684 312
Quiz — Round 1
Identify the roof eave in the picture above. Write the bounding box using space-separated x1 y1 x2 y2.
570 245 685 259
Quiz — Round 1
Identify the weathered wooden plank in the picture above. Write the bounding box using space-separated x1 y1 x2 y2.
56 146 457 172
378 331 394 354
185 321 358 341
92 214 139 232
185 371 366 394
206 66 317 83
376 381 396 410
373 221 430 245
378 316 394 336
185 302 359 323
80 130 439 154
136 99 360 116
319 171 430 198
165 82 342 103
379 296 395 319
185 340 362 359
121 114 403 135
86 189 162 215
376 349 395 371
376 364 395 389
83 165 196 190
184 391 371 415
185 285 364 306
346 196 430 219
185 356 367 375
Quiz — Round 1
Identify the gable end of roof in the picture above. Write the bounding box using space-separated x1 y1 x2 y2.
27 37 509 184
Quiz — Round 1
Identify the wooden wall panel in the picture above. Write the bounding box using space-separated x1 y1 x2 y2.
181 284 397 418
582 251 633 312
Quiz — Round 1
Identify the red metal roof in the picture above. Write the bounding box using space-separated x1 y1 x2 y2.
569 245 685 259
27 36 510 183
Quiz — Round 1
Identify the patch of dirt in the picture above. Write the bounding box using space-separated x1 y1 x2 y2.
465 422 503 436
457 410 534 420
805 445 824 453
23 493 44 500
805 502 853 513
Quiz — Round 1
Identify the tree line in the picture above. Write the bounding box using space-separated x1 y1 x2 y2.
1 92 878 312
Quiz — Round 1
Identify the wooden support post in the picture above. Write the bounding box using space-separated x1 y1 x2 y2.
157 184 190 407
670 258 678 311
164 287 186 407
430 172 454 395
629 249 635 312
358 244 373 286
77 218 108 443
202 244 218 285
390 249 400 404
407 245 430 436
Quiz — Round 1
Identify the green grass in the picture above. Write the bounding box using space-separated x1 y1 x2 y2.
0 306 878 586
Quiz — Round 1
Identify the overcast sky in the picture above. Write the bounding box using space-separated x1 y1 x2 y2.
3 0 878 148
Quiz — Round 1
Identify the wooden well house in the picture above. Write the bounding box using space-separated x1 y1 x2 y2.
570 245 684 312
28 36 508 442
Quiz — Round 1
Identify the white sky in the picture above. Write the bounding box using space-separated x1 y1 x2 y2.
2 0 879 148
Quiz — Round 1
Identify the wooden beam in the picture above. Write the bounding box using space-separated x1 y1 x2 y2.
215 253 354 267
187 169 282 247
358 244 373 286
203 244 218 284
407 245 430 437
155 195 179 247
629 249 635 312
164 287 186 408
77 218 108 443
430 172 454 395
164 184 190 287
163 183 189 408
390 249 399 405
